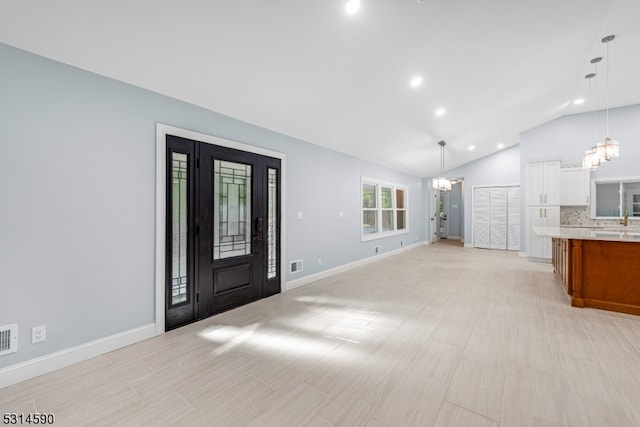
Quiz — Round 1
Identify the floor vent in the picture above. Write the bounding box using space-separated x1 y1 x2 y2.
290 259 303 274
0 324 18 356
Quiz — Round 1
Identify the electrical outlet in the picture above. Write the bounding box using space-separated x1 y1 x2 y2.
32 325 46 344
318 258 322 266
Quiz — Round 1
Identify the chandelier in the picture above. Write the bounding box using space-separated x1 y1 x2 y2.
432 141 451 191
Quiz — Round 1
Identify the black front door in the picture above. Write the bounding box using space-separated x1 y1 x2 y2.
165 135 281 330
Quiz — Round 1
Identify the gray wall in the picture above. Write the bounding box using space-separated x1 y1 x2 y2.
0 43 427 368
442 145 522 245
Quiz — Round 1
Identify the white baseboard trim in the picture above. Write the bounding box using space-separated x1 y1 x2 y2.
464 243 473 248
284 241 428 292
526 258 552 264
519 251 528 257
0 323 155 389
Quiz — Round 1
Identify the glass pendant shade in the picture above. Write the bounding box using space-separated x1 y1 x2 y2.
590 137 620 165
606 138 619 159
582 147 600 171
432 177 452 191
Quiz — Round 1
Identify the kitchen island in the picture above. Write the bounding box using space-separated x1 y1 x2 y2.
534 226 640 315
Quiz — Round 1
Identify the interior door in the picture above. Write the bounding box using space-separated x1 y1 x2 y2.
473 187 491 249
165 135 281 330
490 187 507 250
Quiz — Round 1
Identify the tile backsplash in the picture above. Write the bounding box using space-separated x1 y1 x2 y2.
560 206 624 227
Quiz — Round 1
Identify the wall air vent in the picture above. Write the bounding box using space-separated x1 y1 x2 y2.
0 324 18 356
290 259 303 274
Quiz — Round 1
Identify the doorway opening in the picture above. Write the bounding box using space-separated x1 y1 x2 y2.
431 179 464 245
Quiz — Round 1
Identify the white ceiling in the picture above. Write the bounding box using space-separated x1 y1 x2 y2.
2 0 639 177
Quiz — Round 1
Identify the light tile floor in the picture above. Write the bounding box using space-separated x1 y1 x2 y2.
2 243 640 426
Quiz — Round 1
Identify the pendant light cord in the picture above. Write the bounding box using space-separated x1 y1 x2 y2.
440 145 444 176
594 62 598 142
589 74 595 144
606 40 610 137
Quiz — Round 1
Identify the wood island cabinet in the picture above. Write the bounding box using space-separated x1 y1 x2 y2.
552 238 572 295
551 236 640 315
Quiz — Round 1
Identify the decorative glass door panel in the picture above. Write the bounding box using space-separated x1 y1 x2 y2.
267 168 278 279
214 160 252 260
171 152 189 305
165 136 196 330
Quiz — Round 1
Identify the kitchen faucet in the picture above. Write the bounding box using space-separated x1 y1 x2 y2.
620 209 629 227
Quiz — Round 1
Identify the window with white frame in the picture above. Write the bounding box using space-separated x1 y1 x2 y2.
361 178 408 240
592 177 640 219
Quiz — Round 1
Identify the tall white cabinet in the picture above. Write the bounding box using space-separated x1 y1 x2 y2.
474 185 520 251
526 160 560 260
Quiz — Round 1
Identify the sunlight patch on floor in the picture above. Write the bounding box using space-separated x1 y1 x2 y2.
196 297 387 360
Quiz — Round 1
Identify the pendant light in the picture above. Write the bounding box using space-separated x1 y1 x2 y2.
582 146 600 171
432 140 451 191
582 71 601 170
596 35 620 162
581 35 621 169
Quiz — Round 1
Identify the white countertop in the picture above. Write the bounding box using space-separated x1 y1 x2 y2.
534 226 640 242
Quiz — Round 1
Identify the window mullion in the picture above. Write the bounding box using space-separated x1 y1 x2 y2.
377 184 382 234
392 186 397 232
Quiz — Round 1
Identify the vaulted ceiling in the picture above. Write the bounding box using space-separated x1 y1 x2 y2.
2 0 639 177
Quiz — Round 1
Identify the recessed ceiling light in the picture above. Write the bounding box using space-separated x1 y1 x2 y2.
497 143 505 149
409 76 423 88
435 108 446 117
345 0 361 15
468 145 475 151
573 98 585 105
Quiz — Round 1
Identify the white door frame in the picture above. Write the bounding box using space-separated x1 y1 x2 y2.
154 123 287 336
430 186 439 243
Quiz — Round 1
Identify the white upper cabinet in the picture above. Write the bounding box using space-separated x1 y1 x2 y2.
526 160 560 205
560 167 590 206
543 161 560 205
